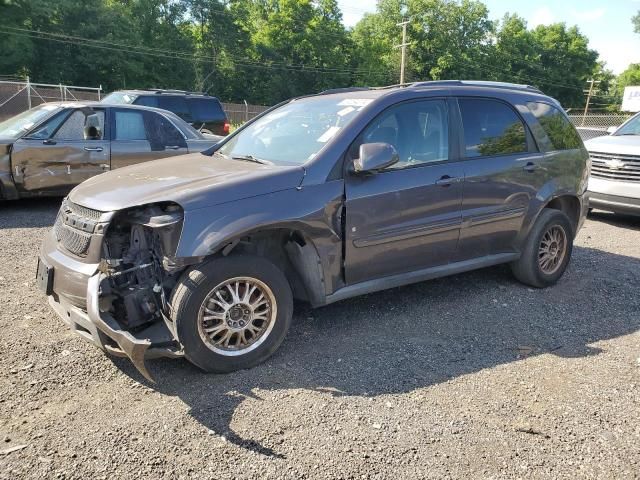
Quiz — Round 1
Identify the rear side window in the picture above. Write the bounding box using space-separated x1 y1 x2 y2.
134 96 159 108
145 112 187 150
527 102 582 150
114 110 147 140
156 96 191 121
187 98 226 123
459 98 527 157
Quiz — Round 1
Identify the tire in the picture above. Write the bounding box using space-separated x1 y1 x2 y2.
169 255 293 373
510 209 574 288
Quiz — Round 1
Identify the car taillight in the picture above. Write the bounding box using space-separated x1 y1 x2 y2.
223 122 230 134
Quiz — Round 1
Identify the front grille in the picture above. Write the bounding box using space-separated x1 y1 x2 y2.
66 200 103 221
53 199 104 256
590 152 640 183
54 214 92 255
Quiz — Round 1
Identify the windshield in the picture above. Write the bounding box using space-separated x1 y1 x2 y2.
614 113 640 136
101 92 136 104
218 95 371 165
0 104 61 139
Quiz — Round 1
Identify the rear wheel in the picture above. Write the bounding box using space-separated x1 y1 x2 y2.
511 209 573 288
170 255 293 373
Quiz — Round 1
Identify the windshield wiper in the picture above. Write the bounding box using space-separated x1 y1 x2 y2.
231 154 272 165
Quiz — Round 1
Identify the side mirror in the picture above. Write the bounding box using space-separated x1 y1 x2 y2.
607 126 617 135
353 142 399 173
83 114 102 140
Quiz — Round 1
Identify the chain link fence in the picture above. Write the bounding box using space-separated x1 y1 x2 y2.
568 113 634 141
0 79 103 121
221 101 269 125
0 80 270 126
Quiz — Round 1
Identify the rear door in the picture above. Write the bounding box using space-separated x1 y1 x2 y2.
110 108 189 169
454 97 546 260
11 108 109 194
344 98 465 284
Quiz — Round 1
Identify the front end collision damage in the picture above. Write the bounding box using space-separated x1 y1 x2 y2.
57 202 187 381
50 182 345 380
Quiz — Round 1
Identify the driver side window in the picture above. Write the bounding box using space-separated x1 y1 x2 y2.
53 110 105 141
360 99 449 169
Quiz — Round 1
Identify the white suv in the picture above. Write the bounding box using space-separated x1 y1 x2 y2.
585 112 640 216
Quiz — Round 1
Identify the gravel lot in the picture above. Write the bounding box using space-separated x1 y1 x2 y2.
0 198 639 479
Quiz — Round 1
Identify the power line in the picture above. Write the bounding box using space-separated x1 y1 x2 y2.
0 27 395 80
0 25 610 96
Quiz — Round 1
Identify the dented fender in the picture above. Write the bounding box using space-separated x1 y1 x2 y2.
174 181 345 297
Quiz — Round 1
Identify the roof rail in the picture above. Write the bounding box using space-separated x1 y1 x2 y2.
319 87 372 95
143 89 207 96
410 80 543 94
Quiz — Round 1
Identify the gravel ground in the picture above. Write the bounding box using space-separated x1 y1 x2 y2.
0 198 639 479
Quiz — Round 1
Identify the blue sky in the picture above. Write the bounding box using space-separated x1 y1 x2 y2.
337 0 640 74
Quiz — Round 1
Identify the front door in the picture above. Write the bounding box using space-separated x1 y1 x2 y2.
344 98 464 284
12 108 109 194
110 108 189 170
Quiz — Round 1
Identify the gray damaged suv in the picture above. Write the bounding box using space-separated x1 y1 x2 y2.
38 81 589 380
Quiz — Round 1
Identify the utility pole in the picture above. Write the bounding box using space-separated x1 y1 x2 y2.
396 20 409 85
582 79 600 126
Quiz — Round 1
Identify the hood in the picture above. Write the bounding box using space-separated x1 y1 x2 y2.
69 153 305 212
584 135 640 155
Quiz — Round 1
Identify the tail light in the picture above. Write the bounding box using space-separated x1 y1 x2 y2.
223 121 230 135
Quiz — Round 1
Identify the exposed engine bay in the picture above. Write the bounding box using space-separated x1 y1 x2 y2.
98 203 184 331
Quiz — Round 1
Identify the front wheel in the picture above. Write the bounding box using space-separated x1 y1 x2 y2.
511 209 574 288
170 255 293 373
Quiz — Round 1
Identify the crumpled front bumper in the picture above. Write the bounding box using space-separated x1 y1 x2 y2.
48 273 182 382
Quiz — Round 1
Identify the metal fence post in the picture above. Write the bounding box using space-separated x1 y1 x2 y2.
26 76 31 109
244 100 249 123
98 85 102 101
59 83 64 101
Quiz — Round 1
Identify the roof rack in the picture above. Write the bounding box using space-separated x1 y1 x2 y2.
410 80 542 93
319 87 372 95
142 89 207 96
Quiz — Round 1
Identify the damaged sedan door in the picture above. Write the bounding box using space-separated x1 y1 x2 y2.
11 107 109 195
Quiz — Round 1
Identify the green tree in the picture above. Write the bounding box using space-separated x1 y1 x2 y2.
230 0 354 103
528 23 598 106
351 0 494 84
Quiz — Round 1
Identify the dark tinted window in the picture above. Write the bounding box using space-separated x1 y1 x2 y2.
134 96 159 108
156 96 191 121
360 99 449 169
145 112 186 150
527 102 582 150
459 99 527 157
187 97 226 123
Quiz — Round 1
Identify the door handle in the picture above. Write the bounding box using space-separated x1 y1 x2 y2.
84 146 103 152
435 175 461 186
523 162 538 172
165 145 181 150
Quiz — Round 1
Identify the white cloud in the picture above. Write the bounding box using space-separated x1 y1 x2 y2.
591 38 640 74
572 8 606 22
530 6 556 28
